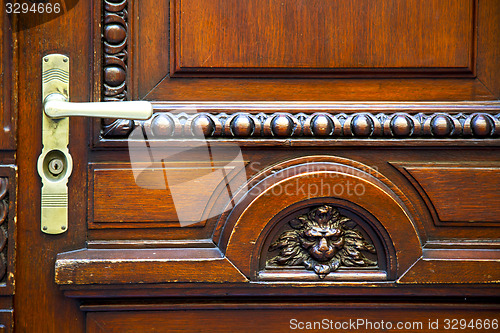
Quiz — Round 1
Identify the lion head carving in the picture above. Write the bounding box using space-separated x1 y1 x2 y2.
267 205 377 278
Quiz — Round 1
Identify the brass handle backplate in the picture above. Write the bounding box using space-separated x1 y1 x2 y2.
38 54 72 234
37 54 153 234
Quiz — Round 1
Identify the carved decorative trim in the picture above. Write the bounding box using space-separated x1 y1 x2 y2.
0 178 8 282
123 111 500 139
101 0 134 137
267 205 377 279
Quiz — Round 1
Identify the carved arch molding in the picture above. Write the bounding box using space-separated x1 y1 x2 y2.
216 155 423 282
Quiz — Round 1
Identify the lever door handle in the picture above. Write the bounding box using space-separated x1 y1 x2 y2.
38 53 153 234
44 93 152 120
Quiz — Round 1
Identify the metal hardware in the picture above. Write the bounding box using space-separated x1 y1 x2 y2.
48 158 64 176
38 54 72 234
44 93 152 119
38 54 153 234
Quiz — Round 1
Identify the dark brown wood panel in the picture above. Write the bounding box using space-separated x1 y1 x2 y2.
145 78 496 101
9 0 500 330
86 304 500 333
0 7 15 150
133 0 170 99
477 0 500 98
399 164 500 223
173 0 474 76
399 259 500 284
15 1 90 331
55 248 247 285
91 161 241 226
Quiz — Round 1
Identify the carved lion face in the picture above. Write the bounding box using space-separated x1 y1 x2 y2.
301 225 344 262
268 205 377 278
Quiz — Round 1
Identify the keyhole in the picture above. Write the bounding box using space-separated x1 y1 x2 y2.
48 158 64 176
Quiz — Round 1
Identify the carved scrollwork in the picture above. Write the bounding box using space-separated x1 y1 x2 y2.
267 205 377 279
0 178 8 282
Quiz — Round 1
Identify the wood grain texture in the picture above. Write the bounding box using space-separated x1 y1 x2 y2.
86 148 500 242
133 0 170 99
144 78 496 101
91 162 241 226
0 4 15 150
9 0 500 329
55 248 247 284
399 259 500 284
86 304 500 333
399 164 500 223
477 0 500 98
173 0 474 76
15 0 89 331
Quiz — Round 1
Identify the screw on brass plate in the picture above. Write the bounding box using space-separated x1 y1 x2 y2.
48 158 64 176
43 226 48 231
63 57 68 63
61 226 66 230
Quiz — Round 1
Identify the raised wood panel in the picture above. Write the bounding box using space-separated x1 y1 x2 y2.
477 0 500 98
55 248 247 285
86 304 500 333
173 0 474 76
399 259 500 284
398 164 500 224
90 161 243 227
144 78 496 102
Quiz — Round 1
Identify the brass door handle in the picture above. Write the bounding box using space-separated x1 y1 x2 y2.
44 93 152 119
38 54 153 234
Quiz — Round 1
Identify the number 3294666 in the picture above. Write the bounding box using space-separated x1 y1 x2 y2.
6 2 61 14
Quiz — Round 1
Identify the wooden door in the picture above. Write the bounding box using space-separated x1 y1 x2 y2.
2 0 500 332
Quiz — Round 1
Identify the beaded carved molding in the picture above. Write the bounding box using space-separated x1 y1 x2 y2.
101 0 135 137
122 111 500 139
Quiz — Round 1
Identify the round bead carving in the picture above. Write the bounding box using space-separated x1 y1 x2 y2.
312 114 334 136
104 24 126 44
231 115 254 137
352 115 373 136
471 114 493 137
271 115 294 137
151 114 174 137
430 115 453 137
104 66 126 87
390 115 413 137
192 115 215 137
